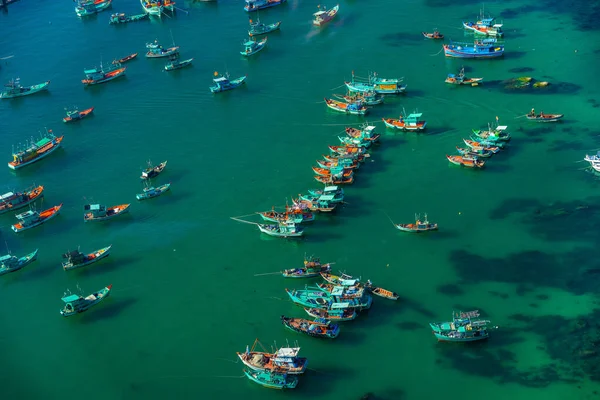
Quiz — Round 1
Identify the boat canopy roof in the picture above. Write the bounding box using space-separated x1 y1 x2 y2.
331 286 345 296
36 137 51 147
0 254 14 262
496 125 508 131
340 279 358 286
275 347 300 357
84 204 104 211
62 294 81 303
364 125 376 131
331 302 350 309
243 40 255 46
0 192 15 200
319 194 336 201
407 113 423 118
16 210 36 219
214 77 228 83
313 10 327 17
323 185 339 191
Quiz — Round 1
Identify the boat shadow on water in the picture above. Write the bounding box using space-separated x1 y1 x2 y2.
294 366 357 396
79 297 138 324
5 89 52 110
85 76 129 96
73 256 134 277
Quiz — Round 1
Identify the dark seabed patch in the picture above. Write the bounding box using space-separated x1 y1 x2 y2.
508 67 535 73
396 321 423 331
380 32 429 47
437 283 465 297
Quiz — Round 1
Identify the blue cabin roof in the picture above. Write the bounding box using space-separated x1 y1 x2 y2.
62 294 81 303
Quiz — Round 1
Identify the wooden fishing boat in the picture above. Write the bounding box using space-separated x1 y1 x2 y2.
365 280 399 300
312 166 353 178
210 73 246 93
63 107 94 123
259 207 314 224
316 158 358 170
334 91 383 106
422 31 443 39
257 220 304 238
249 19 281 36
325 98 367 115
62 245 112 271
282 256 331 278
338 136 372 148
469 135 506 148
463 16 504 37
140 0 163 16
12 204 62 233
345 71 407 95
383 111 427 131
109 13 149 24
300 186 344 204
472 123 510 141
237 338 307 374
323 153 366 163
455 146 492 159
317 283 365 299
75 0 112 17
281 316 340 339
304 303 357 321
286 286 372 310
60 285 112 316
584 152 600 165
82 63 126 85
313 4 339 26
446 155 485 168
328 145 367 156
526 112 564 122
8 131 63 170
136 183 171 200
243 368 298 389
293 196 337 213
320 272 361 287
116 53 138 63
146 46 179 58
165 57 194 71
0 249 38 276
141 160 167 180
314 174 354 185
0 185 44 215
445 67 483 85
395 213 438 232
430 310 494 342
244 0 286 12
463 139 500 153
345 125 380 142
240 37 268 57
443 39 504 59
1 78 50 99
84 203 130 222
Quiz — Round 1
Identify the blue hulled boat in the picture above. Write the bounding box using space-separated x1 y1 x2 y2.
244 0 286 12
430 310 496 342
443 39 504 59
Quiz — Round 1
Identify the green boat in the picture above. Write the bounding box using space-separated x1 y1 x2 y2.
282 255 331 278
136 183 171 200
243 368 298 389
472 123 511 141
0 249 38 276
209 73 247 93
285 285 372 310
302 186 344 204
1 78 50 99
248 19 281 36
60 284 112 317
240 37 267 57
109 12 149 24
164 53 193 71
430 310 496 342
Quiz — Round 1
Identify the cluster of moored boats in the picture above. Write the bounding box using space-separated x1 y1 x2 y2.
446 119 511 169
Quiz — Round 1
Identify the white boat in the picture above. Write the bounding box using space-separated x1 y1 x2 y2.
313 4 339 26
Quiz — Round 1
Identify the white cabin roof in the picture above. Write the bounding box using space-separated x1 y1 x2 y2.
341 279 358 286
0 192 15 200
275 347 300 357
323 185 338 191
331 302 350 309
496 125 508 130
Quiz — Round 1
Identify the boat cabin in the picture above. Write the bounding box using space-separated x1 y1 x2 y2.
0 254 17 268
84 204 107 218
63 249 85 263
15 210 39 224
0 191 23 205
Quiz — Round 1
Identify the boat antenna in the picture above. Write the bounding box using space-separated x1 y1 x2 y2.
5 241 10 255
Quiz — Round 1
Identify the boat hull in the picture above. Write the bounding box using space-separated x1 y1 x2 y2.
210 76 247 93
165 58 193 71
526 114 563 122
0 81 50 99
82 68 126 86
12 204 62 233
0 249 38 275
249 21 281 36
64 107 94 123
244 0 286 12
60 286 112 316
8 136 64 170
0 186 44 214
433 332 489 342
63 246 112 271
84 204 130 222
443 46 504 59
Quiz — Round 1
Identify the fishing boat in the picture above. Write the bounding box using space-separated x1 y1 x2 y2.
0 185 44 215
430 310 494 342
63 107 94 123
394 213 438 232
286 286 372 310
312 166 353 178
140 0 163 16
325 98 367 115
244 0 286 12
12 204 62 233
455 146 492 159
314 174 354 185
334 91 383 106
446 155 485 168
0 249 38 276
243 368 298 390
136 183 171 200
320 272 360 287
75 0 112 17
472 124 511 142
62 245 111 271
345 125 380 142
293 196 338 213
82 62 126 85
382 111 427 132
109 13 149 24
323 153 366 163
469 135 506 148
305 303 357 321
8 131 64 170
281 316 340 339
364 280 399 300
165 54 193 71
83 203 130 222
141 160 167 180
116 53 138 63
259 207 314 224
526 110 564 122
240 37 268 57
0 78 50 99
300 186 344 204
146 41 180 58
345 71 406 95
237 338 308 374
328 145 367 157
282 256 331 278
249 19 281 36
316 158 358 170
210 73 246 93
313 4 339 26
445 67 483 86
422 30 443 39
463 139 500 153
463 14 504 37
338 135 372 148
584 152 600 165
443 39 504 59
60 285 112 317
257 220 304 238
317 283 365 299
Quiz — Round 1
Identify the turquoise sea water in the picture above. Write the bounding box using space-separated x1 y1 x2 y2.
1 0 600 399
